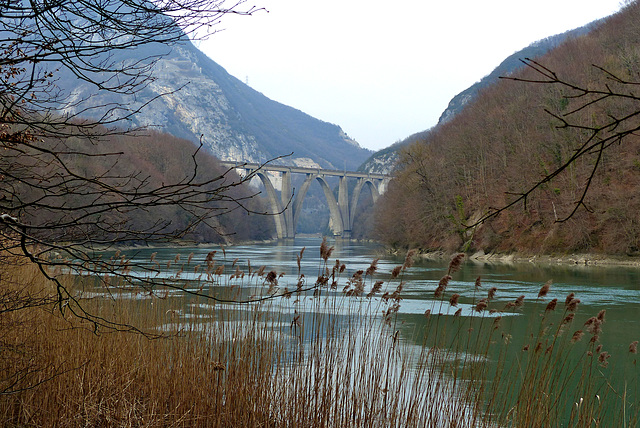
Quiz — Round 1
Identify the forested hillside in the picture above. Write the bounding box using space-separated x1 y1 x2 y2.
16 131 273 244
358 21 598 175
375 2 640 255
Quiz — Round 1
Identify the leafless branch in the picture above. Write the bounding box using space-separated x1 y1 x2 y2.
468 58 640 227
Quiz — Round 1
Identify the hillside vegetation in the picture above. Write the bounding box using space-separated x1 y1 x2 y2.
14 130 274 244
358 20 598 175
375 2 640 255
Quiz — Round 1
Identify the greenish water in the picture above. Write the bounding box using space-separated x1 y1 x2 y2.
116 237 639 356
103 238 640 423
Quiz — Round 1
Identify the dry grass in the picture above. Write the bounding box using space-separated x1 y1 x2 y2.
0 249 637 427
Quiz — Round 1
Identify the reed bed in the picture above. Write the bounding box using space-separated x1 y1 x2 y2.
0 244 637 427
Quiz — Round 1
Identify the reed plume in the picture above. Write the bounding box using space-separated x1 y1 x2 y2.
584 316 603 336
516 294 526 307
402 249 417 269
564 292 576 307
475 276 482 289
449 293 460 307
571 330 585 343
439 275 451 289
296 247 305 273
537 280 552 298
475 298 488 312
390 265 402 279
320 237 334 262
566 298 580 312
545 298 558 312
448 253 465 275
367 280 384 298
598 351 611 367
265 270 278 286
365 258 379 277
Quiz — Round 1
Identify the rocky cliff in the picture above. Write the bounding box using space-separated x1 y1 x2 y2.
57 39 371 170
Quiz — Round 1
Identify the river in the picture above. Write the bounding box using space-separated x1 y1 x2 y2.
100 237 640 424
125 237 640 348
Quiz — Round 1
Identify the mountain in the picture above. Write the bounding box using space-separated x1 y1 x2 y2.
374 3 640 255
358 20 602 174
56 39 371 171
357 130 432 175
13 129 274 244
436 21 602 125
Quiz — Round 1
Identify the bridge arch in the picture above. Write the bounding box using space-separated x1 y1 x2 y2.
349 178 380 229
315 175 344 237
253 171 287 239
220 162 391 240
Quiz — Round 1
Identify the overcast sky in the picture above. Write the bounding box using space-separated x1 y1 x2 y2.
197 0 625 152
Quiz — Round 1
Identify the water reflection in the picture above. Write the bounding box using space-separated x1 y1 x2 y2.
86 238 639 423
104 238 640 345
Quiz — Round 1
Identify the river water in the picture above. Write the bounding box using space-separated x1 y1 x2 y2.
128 237 640 346
105 237 640 422
115 237 640 353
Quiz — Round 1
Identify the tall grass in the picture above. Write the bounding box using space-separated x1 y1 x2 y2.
0 247 637 426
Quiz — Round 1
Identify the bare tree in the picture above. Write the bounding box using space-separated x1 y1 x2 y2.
0 0 275 334
472 57 640 226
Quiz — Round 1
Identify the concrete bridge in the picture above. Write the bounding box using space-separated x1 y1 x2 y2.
220 161 392 239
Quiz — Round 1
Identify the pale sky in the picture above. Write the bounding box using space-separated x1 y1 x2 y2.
197 0 625 151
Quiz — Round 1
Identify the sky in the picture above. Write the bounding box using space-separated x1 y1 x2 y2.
197 0 626 152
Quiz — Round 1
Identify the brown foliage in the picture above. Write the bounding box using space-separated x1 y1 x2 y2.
376 2 640 255
6 129 273 244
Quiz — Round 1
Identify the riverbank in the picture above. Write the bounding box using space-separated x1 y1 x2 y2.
408 248 640 268
74 237 278 253
72 236 640 268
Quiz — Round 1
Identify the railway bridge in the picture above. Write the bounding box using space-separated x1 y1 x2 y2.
220 162 392 239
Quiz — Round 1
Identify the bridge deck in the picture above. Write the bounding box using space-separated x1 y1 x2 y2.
219 161 390 180
218 160 391 239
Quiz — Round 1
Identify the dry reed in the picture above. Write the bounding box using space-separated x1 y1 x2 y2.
0 244 637 427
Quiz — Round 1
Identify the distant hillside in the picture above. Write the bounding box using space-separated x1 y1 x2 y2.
55 37 371 171
357 130 432 175
18 130 274 244
375 3 640 255
358 21 601 174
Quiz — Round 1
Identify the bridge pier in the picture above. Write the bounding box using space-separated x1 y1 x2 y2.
280 171 295 238
338 176 349 235
220 162 391 240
